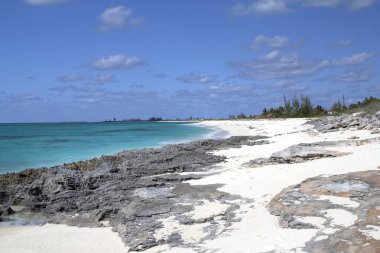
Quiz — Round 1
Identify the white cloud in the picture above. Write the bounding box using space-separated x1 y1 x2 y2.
177 73 217 84
231 0 378 16
230 49 374 81
259 50 282 61
329 39 353 49
24 0 68 5
347 0 377 10
333 52 374 66
89 55 144 70
230 51 328 80
231 0 289 16
57 74 116 88
250 35 293 51
304 0 378 10
4 93 43 103
98 6 143 31
302 0 342 8
336 68 372 82
87 74 116 86
58 73 86 83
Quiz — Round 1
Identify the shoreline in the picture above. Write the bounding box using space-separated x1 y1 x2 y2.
1 115 380 252
0 121 217 175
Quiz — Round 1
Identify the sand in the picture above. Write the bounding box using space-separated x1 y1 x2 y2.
1 118 380 253
148 119 380 252
0 223 128 253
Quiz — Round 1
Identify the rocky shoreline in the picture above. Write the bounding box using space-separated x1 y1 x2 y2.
1 112 380 252
0 135 268 251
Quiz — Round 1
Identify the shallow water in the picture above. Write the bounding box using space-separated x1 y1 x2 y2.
0 121 212 173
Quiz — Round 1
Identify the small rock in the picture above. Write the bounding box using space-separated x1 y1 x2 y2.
4 206 15 215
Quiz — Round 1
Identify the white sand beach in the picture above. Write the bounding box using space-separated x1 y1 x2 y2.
1 118 380 253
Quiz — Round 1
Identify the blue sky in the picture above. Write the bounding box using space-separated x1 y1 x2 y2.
0 0 379 122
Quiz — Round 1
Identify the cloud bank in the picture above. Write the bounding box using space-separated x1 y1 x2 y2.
24 0 68 6
231 0 378 16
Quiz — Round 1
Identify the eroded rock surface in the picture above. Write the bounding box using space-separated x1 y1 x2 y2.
0 135 267 251
246 136 380 168
308 112 380 133
268 170 380 253
246 142 349 168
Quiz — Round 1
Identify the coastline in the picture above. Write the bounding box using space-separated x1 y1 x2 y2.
1 116 380 252
0 121 214 175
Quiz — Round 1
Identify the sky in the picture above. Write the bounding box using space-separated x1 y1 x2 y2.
0 0 379 122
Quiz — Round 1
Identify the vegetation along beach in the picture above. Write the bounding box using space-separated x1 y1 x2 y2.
1 1 380 253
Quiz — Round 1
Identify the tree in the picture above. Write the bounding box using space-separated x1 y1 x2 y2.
237 112 247 119
314 105 327 116
299 96 313 117
331 101 344 113
291 96 300 116
283 96 292 116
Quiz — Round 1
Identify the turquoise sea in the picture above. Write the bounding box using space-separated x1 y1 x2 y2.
0 121 213 174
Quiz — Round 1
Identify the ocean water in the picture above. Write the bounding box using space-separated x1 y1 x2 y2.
0 121 213 174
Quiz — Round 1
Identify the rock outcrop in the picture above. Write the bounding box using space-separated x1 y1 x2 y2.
268 170 380 253
308 111 380 133
0 135 267 251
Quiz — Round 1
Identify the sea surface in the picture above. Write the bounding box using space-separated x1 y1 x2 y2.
0 121 213 174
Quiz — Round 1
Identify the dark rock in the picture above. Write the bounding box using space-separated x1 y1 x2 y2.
4 206 15 215
0 135 268 251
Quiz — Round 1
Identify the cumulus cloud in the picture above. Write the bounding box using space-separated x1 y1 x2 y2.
89 55 144 70
250 35 297 51
174 83 258 108
177 73 217 84
263 80 308 97
86 74 116 86
58 73 87 83
98 6 143 31
57 73 116 85
304 0 378 10
53 74 116 97
335 68 372 82
230 51 329 80
231 0 378 16
70 87 160 107
230 50 374 80
24 0 68 6
231 0 289 16
333 52 374 66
